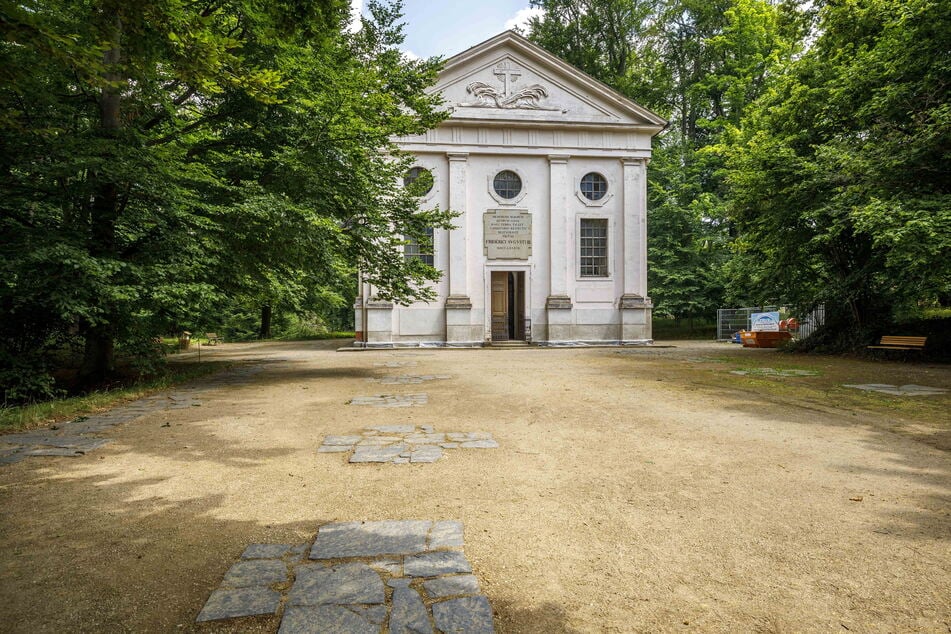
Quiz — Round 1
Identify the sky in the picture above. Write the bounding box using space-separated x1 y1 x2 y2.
349 0 543 59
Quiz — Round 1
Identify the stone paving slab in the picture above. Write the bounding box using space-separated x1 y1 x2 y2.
0 450 27 465
197 520 494 632
404 551 472 577
432 596 495 633
843 383 948 396
311 521 433 559
25 442 111 457
347 394 428 408
196 586 282 622
729 368 820 377
0 362 272 467
423 575 481 598
390 583 432 633
350 444 410 463
288 563 385 606
367 374 452 385
317 426 498 465
223 560 288 588
279 605 381 634
428 521 464 549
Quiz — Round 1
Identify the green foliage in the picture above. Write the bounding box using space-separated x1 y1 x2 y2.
530 0 799 320
0 0 451 400
0 360 229 432
721 0 951 340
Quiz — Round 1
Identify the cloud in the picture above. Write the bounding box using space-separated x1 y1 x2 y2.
347 0 363 33
402 49 421 61
505 6 544 33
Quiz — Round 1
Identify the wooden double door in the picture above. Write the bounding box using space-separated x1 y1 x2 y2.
490 271 526 342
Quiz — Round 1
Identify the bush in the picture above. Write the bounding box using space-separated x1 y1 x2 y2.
0 350 62 405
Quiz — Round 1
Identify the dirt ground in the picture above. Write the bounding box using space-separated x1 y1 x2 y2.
1 340 948 633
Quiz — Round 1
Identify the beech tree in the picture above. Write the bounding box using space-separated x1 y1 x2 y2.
528 0 801 320
722 0 950 345
0 0 452 399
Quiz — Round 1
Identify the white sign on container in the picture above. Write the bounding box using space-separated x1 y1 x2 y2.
751 311 781 332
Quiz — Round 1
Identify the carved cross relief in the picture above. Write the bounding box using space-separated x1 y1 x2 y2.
461 61 560 111
493 65 522 99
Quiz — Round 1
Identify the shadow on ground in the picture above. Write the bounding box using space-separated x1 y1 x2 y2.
0 465 326 633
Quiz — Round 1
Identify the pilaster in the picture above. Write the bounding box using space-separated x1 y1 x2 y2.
621 157 648 299
620 157 652 342
446 152 474 343
447 152 470 302
547 154 572 314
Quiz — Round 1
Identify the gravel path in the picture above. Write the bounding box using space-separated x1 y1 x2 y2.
0 340 948 632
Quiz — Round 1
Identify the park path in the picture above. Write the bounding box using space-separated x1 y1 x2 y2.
0 340 948 632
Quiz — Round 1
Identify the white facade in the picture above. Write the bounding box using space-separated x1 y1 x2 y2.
355 31 666 347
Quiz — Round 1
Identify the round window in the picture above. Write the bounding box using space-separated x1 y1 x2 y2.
580 172 608 201
492 170 522 199
404 166 433 196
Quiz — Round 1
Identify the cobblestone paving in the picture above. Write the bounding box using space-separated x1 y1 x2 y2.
730 368 819 377
0 363 267 466
197 520 495 633
367 375 452 385
842 383 948 396
318 426 498 464
347 394 429 408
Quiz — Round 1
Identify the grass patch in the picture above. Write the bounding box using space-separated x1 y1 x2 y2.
0 361 230 434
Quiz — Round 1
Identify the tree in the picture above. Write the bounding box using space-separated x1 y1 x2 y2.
721 0 951 345
0 0 452 399
528 0 800 320
527 0 656 97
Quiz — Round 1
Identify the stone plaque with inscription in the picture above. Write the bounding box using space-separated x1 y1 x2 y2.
483 210 532 260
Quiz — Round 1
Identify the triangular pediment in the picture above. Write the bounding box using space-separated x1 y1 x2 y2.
434 31 666 131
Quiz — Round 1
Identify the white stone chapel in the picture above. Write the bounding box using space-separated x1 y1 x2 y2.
354 31 666 347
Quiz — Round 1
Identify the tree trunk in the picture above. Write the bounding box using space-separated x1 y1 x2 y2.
259 304 272 339
79 324 116 387
78 16 122 387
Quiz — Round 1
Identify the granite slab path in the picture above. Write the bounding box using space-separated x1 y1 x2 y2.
197 520 494 633
842 383 948 396
367 375 452 385
0 363 268 466
318 426 499 464
347 394 429 408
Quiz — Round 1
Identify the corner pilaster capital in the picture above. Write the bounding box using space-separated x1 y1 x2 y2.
621 157 649 167
619 294 652 309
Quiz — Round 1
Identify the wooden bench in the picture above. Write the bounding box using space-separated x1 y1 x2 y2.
204 332 222 346
867 335 927 351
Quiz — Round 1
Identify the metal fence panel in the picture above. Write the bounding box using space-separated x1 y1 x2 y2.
716 305 824 341
716 306 778 340
796 305 825 340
